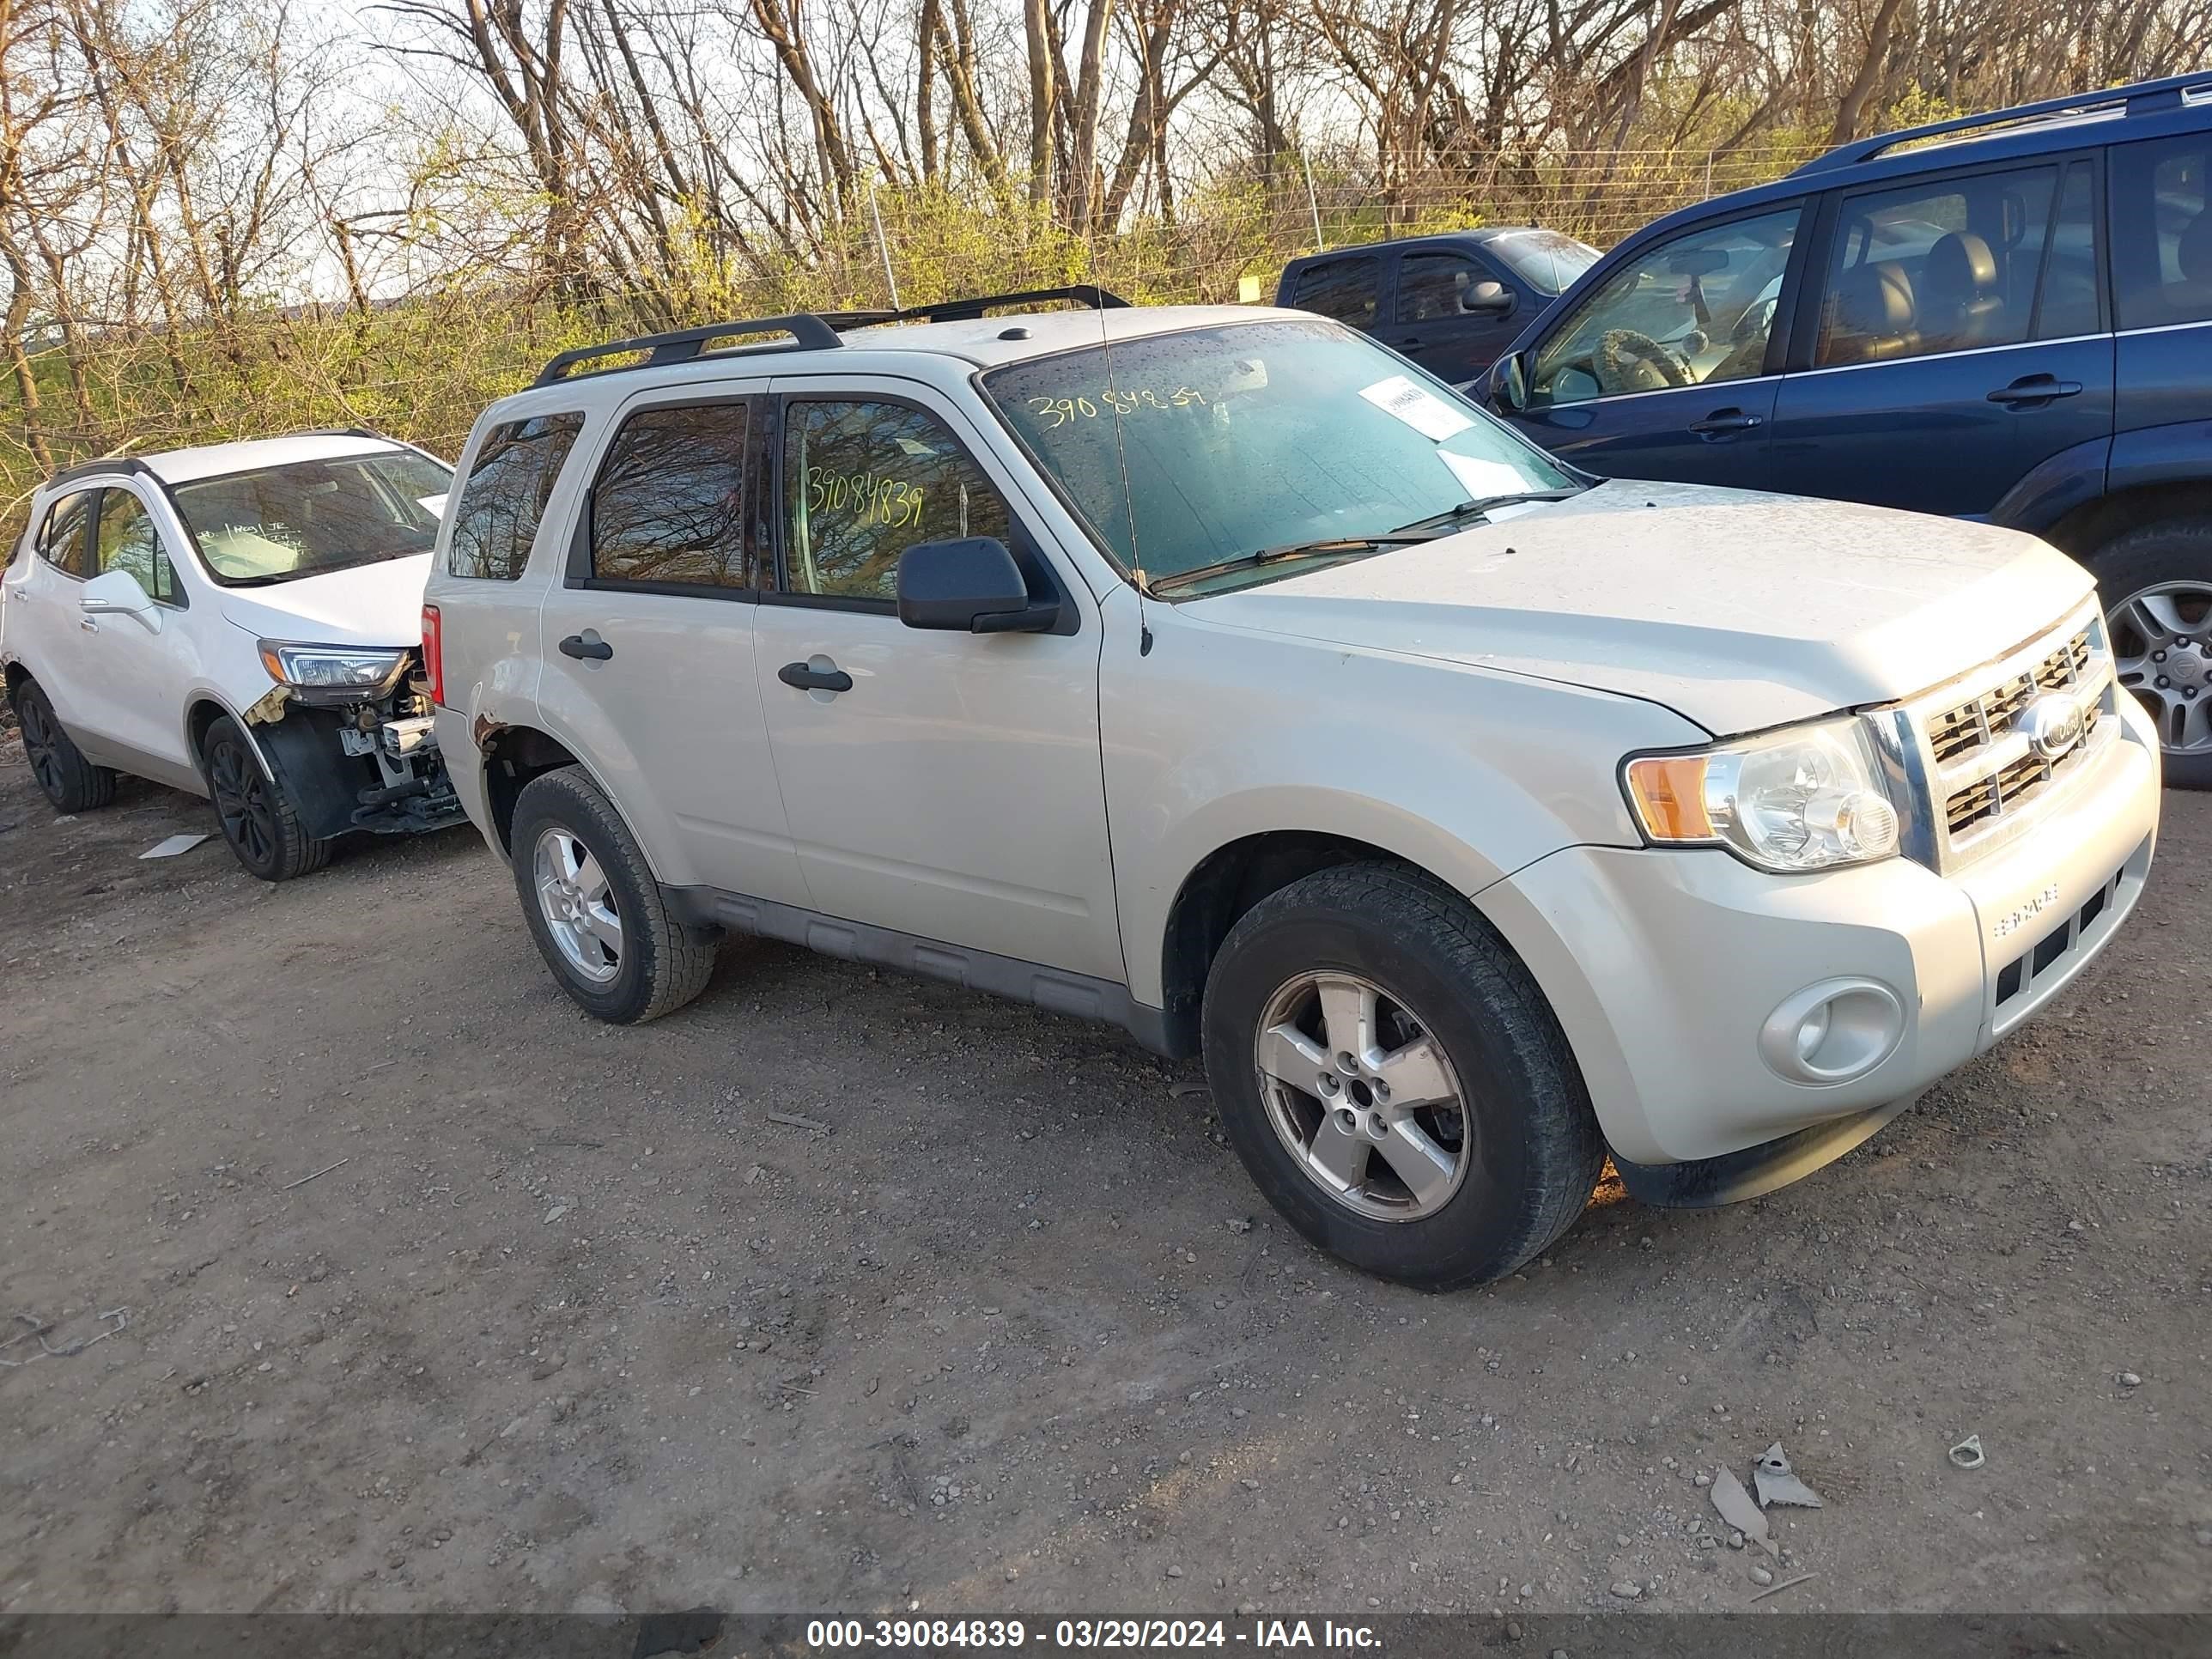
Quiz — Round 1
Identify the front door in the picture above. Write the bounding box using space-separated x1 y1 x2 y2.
1765 157 2114 517
535 390 808 906
1506 203 1805 489
1375 248 1528 386
750 382 1121 983
75 484 200 780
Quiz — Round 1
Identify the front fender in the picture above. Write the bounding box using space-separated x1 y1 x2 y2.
1103 588 1710 1008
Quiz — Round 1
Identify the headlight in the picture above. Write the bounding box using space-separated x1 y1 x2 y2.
258 641 410 701
1622 715 1904 873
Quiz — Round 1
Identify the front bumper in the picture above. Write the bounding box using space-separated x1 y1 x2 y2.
1484 697 2160 1168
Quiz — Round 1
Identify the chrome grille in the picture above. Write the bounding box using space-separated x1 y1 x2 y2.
1926 627 2094 763
1891 605 2116 872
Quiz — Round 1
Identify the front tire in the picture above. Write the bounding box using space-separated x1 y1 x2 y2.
1201 861 1604 1290
508 766 715 1024
9 678 117 812
2096 518 2212 789
203 716 332 882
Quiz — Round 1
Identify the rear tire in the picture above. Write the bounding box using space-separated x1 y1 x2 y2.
508 765 715 1024
9 678 117 812
1200 860 1604 1290
203 716 332 882
2094 518 2212 790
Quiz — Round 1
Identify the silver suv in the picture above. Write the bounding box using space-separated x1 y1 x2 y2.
423 292 2160 1287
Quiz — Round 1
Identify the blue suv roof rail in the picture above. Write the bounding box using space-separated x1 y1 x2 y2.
1791 70 2212 176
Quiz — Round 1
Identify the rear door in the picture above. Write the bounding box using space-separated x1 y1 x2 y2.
1506 203 1804 488
534 388 809 906
749 378 1121 981
1372 247 1528 385
1765 156 2113 518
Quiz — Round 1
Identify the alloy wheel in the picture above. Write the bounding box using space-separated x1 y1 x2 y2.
533 826 623 985
208 738 276 867
1252 969 1473 1222
17 691 66 802
2112 580 2212 758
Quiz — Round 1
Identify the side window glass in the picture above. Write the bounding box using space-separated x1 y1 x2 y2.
1397 254 1503 323
1816 166 2056 367
783 401 1012 605
591 402 753 590
36 490 93 575
1529 206 1800 407
1289 257 1381 328
2110 134 2209 331
2033 161 2100 339
449 412 584 580
95 489 179 603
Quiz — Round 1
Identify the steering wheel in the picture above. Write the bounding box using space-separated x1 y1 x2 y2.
1732 295 1778 345
1595 328 1692 394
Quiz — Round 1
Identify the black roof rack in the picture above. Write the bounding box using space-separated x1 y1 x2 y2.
1795 70 2212 175
534 313 846 387
534 288 1133 388
46 453 159 490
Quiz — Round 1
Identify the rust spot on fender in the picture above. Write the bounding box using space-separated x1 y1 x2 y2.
472 714 507 753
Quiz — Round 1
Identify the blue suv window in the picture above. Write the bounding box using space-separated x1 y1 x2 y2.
2110 134 2211 331
1816 166 2062 366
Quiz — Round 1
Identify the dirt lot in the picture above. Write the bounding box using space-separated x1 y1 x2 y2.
1 734 2207 1620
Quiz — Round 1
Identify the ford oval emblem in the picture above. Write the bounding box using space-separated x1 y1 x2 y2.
2017 693 2085 763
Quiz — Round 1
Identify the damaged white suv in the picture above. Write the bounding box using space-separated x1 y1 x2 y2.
3 432 464 879
425 297 2160 1288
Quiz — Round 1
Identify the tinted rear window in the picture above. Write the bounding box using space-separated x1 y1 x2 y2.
448 413 585 580
1287 257 1381 327
589 402 753 590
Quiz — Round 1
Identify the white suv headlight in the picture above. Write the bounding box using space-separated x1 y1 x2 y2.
258 641 410 699
1623 715 1904 874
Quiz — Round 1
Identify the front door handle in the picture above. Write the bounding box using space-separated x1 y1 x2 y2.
559 633 613 661
1987 374 2082 407
1688 408 1763 437
779 660 853 694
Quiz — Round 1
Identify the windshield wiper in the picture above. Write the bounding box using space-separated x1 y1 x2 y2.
1390 488 1583 536
1147 532 1433 596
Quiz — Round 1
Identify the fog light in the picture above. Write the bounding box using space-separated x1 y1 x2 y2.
1759 979 1905 1085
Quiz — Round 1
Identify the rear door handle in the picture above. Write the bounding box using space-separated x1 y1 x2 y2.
778 660 853 694
559 634 613 661
1688 409 1763 437
1987 375 2082 406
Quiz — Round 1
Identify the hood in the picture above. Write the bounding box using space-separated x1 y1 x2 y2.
1182 481 2095 736
220 553 431 649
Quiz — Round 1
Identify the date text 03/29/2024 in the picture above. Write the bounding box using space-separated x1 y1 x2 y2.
802 1619 1383 1650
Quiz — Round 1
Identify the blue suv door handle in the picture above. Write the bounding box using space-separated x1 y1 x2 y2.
1987 374 2083 407
1688 408 1763 439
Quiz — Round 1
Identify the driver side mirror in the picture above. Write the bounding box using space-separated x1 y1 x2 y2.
896 537 1060 634
1462 280 1514 316
81 567 161 631
1489 350 1529 413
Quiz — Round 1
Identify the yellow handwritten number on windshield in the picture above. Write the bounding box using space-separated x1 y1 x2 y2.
1026 387 1207 428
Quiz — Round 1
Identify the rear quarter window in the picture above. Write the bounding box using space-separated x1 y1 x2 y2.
33 489 94 575
447 413 586 580
1287 257 1382 328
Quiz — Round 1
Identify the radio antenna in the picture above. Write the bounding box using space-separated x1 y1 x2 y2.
1085 197 1148 605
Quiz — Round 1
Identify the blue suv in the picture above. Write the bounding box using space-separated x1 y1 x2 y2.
1483 72 2212 786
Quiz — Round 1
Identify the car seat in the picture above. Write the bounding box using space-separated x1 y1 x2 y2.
1826 261 1918 362
1919 232 2005 350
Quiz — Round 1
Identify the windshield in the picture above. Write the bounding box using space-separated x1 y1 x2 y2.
171 450 453 586
1486 229 1601 291
983 320 1576 594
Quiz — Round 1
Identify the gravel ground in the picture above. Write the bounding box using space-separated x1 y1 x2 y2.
0 736 2207 1618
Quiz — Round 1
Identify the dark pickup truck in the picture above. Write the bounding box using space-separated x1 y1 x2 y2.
1276 228 1599 386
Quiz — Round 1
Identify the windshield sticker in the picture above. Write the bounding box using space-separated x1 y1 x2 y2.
1025 387 1208 429
1358 375 1474 442
1439 451 1530 501
416 493 449 516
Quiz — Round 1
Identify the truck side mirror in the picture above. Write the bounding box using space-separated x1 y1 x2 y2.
1462 280 1514 316
896 537 1060 634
